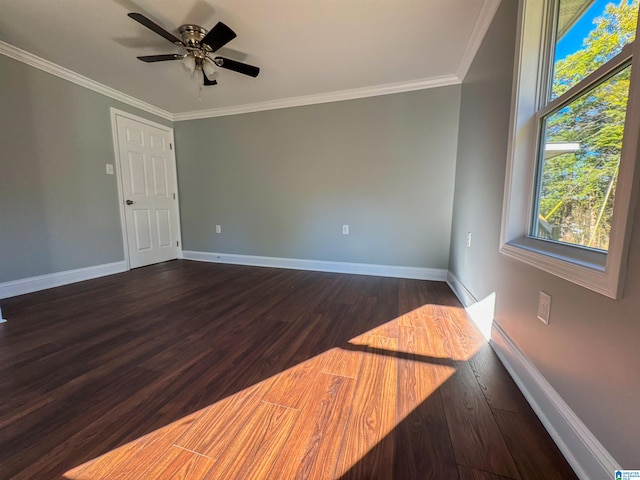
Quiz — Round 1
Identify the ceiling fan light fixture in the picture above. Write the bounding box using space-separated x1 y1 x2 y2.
182 54 196 74
203 60 218 79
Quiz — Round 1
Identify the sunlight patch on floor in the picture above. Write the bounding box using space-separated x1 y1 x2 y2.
65 302 484 479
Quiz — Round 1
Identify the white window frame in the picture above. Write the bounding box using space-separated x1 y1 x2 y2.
500 0 640 299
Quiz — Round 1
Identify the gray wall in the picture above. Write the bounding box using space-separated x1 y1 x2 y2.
0 54 171 283
175 88 461 269
450 0 640 466
3 1 637 468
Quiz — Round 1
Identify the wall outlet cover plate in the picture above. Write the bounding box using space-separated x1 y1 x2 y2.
537 291 551 324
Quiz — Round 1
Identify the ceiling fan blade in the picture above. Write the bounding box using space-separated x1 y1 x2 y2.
128 13 183 46
203 72 218 86
137 54 183 63
202 22 237 52
214 57 260 77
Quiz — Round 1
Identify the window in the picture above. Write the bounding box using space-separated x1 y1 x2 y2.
501 0 640 298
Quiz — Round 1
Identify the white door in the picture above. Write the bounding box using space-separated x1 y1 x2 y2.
114 113 180 269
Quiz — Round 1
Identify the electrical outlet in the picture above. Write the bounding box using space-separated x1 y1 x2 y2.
466 232 472 248
342 225 349 235
105 164 114 175
537 291 551 324
215 225 221 234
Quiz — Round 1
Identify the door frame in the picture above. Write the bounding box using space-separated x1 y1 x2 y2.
110 107 183 270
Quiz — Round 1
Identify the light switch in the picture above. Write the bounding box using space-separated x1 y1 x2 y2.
106 164 114 175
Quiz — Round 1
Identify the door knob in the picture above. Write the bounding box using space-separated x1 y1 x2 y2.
125 199 134 205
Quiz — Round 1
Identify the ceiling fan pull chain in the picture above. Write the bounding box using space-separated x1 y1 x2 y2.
196 69 204 100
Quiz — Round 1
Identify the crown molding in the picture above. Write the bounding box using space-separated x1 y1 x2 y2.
2 36 469 123
0 41 173 121
172 74 461 121
456 0 502 81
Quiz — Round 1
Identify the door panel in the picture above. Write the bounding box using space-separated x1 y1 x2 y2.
115 115 179 268
150 133 165 150
126 127 144 145
133 209 152 251
129 153 147 195
156 210 172 247
152 156 168 196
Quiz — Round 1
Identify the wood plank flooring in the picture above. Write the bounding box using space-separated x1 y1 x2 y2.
0 260 578 479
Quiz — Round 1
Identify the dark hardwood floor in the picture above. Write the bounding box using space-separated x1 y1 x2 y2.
0 260 577 479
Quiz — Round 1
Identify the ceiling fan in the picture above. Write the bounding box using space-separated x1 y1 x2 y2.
127 12 260 86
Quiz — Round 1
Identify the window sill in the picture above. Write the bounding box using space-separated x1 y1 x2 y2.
499 239 619 299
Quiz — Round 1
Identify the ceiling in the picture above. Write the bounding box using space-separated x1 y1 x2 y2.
0 0 500 120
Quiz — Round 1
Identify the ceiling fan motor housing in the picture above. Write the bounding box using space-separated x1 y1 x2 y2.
179 24 211 51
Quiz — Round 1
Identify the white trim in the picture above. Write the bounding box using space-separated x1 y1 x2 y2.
446 271 478 308
491 323 620 480
499 242 614 297
0 41 172 121
499 0 640 299
172 75 461 121
446 272 495 340
0 262 127 300
1 39 462 122
110 108 174 134
456 0 502 81
110 109 131 270
183 250 447 280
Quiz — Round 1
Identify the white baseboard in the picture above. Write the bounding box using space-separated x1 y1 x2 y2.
447 273 619 480
491 323 620 480
0 261 127 300
182 250 447 281
446 272 495 340
446 271 477 307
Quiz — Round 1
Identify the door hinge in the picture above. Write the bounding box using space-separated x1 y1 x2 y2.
173 193 176 200
170 143 173 150
177 240 180 247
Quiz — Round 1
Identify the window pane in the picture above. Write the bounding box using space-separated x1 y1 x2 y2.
533 65 631 250
551 0 638 99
